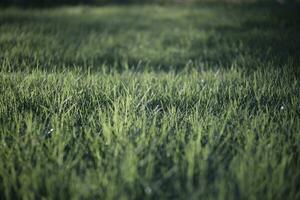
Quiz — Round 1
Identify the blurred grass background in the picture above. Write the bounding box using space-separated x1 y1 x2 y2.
1 0 299 7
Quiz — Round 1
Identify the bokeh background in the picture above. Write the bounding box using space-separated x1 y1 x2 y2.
1 0 299 7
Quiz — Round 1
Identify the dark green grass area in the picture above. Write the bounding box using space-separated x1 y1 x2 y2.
0 3 300 200
1 4 300 72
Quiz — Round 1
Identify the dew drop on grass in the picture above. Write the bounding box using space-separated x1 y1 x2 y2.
47 128 54 135
45 128 54 139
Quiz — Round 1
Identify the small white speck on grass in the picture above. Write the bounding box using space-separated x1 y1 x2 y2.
45 128 54 138
201 79 205 83
280 106 284 110
47 128 54 134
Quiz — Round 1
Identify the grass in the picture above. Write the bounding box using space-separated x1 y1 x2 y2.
0 3 300 200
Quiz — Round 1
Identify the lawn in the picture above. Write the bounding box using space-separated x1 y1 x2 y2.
0 3 300 200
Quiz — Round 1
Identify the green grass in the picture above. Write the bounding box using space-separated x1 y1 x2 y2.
0 3 300 200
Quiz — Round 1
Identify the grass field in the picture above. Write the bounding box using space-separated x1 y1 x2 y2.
1 3 300 200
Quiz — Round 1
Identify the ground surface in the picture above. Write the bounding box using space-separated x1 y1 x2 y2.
0 3 300 200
